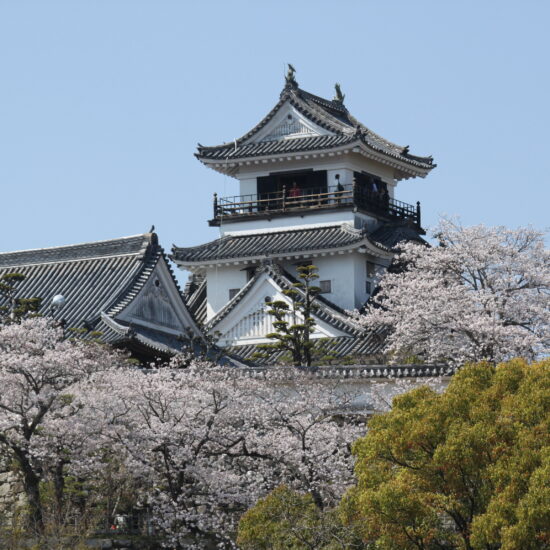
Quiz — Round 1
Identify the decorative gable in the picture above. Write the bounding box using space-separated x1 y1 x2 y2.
130 277 181 330
116 258 202 337
260 117 315 142
209 271 349 347
249 103 332 144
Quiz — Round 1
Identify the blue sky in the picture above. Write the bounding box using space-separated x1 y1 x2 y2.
1 1 548 275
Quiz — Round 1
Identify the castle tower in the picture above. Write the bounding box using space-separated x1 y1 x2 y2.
172 68 435 360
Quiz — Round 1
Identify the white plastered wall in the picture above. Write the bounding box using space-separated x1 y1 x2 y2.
281 254 354 311
281 250 384 311
220 211 356 235
206 265 248 320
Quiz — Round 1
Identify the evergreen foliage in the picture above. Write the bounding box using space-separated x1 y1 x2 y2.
238 485 366 550
0 273 41 323
255 265 320 367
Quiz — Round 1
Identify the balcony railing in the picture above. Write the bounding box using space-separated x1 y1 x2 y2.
212 183 421 227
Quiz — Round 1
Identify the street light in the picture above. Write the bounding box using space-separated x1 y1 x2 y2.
50 294 67 332
50 294 66 316
51 294 66 310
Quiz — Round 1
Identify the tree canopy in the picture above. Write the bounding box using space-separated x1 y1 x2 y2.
341 359 550 550
0 273 41 323
359 218 550 365
0 318 364 548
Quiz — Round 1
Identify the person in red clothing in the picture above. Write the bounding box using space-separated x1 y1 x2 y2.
288 181 302 205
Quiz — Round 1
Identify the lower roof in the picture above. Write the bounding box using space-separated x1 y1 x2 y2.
0 233 195 357
172 222 425 267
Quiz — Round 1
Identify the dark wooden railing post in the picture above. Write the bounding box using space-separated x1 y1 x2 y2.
352 177 358 207
213 193 218 218
416 201 421 227
282 185 287 211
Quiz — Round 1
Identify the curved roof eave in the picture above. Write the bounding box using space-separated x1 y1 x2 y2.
171 225 395 267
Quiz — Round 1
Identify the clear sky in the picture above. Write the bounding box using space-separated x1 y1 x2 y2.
1 1 548 280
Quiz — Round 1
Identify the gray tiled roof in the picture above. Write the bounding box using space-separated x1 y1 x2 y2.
369 223 428 249
0 233 191 356
198 134 357 161
99 314 189 355
0 234 149 268
172 222 426 265
185 278 207 326
172 224 389 264
197 85 435 171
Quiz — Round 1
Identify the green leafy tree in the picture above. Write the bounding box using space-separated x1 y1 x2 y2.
0 273 41 323
340 359 550 550
256 265 320 367
238 485 367 550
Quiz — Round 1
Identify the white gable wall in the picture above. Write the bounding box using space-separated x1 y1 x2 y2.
246 102 332 144
210 271 351 347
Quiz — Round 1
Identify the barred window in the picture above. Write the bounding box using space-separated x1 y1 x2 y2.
366 261 376 279
319 280 332 294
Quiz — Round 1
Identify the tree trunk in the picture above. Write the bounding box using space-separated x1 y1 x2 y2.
21 465 44 535
53 460 65 517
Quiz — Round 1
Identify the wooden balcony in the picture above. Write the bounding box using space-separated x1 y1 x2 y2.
210 183 421 227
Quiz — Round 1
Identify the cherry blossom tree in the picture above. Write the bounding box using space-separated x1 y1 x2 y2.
3 319 452 548
359 218 550 365
83 362 365 548
0 318 124 536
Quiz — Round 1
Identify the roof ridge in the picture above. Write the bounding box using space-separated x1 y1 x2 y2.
196 84 351 154
0 233 154 268
297 88 349 114
196 82 435 174
231 223 345 239
0 233 150 257
102 245 163 318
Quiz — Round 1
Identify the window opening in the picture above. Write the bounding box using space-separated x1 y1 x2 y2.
319 280 332 294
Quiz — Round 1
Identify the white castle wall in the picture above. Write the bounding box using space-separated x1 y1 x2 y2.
220 211 357 235
204 249 387 321
206 265 248 320
282 254 358 311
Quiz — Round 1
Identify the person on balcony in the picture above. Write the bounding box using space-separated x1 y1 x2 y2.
335 180 344 204
288 181 302 205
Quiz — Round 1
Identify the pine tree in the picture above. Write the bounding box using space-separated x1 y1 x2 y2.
256 265 320 367
0 273 42 324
